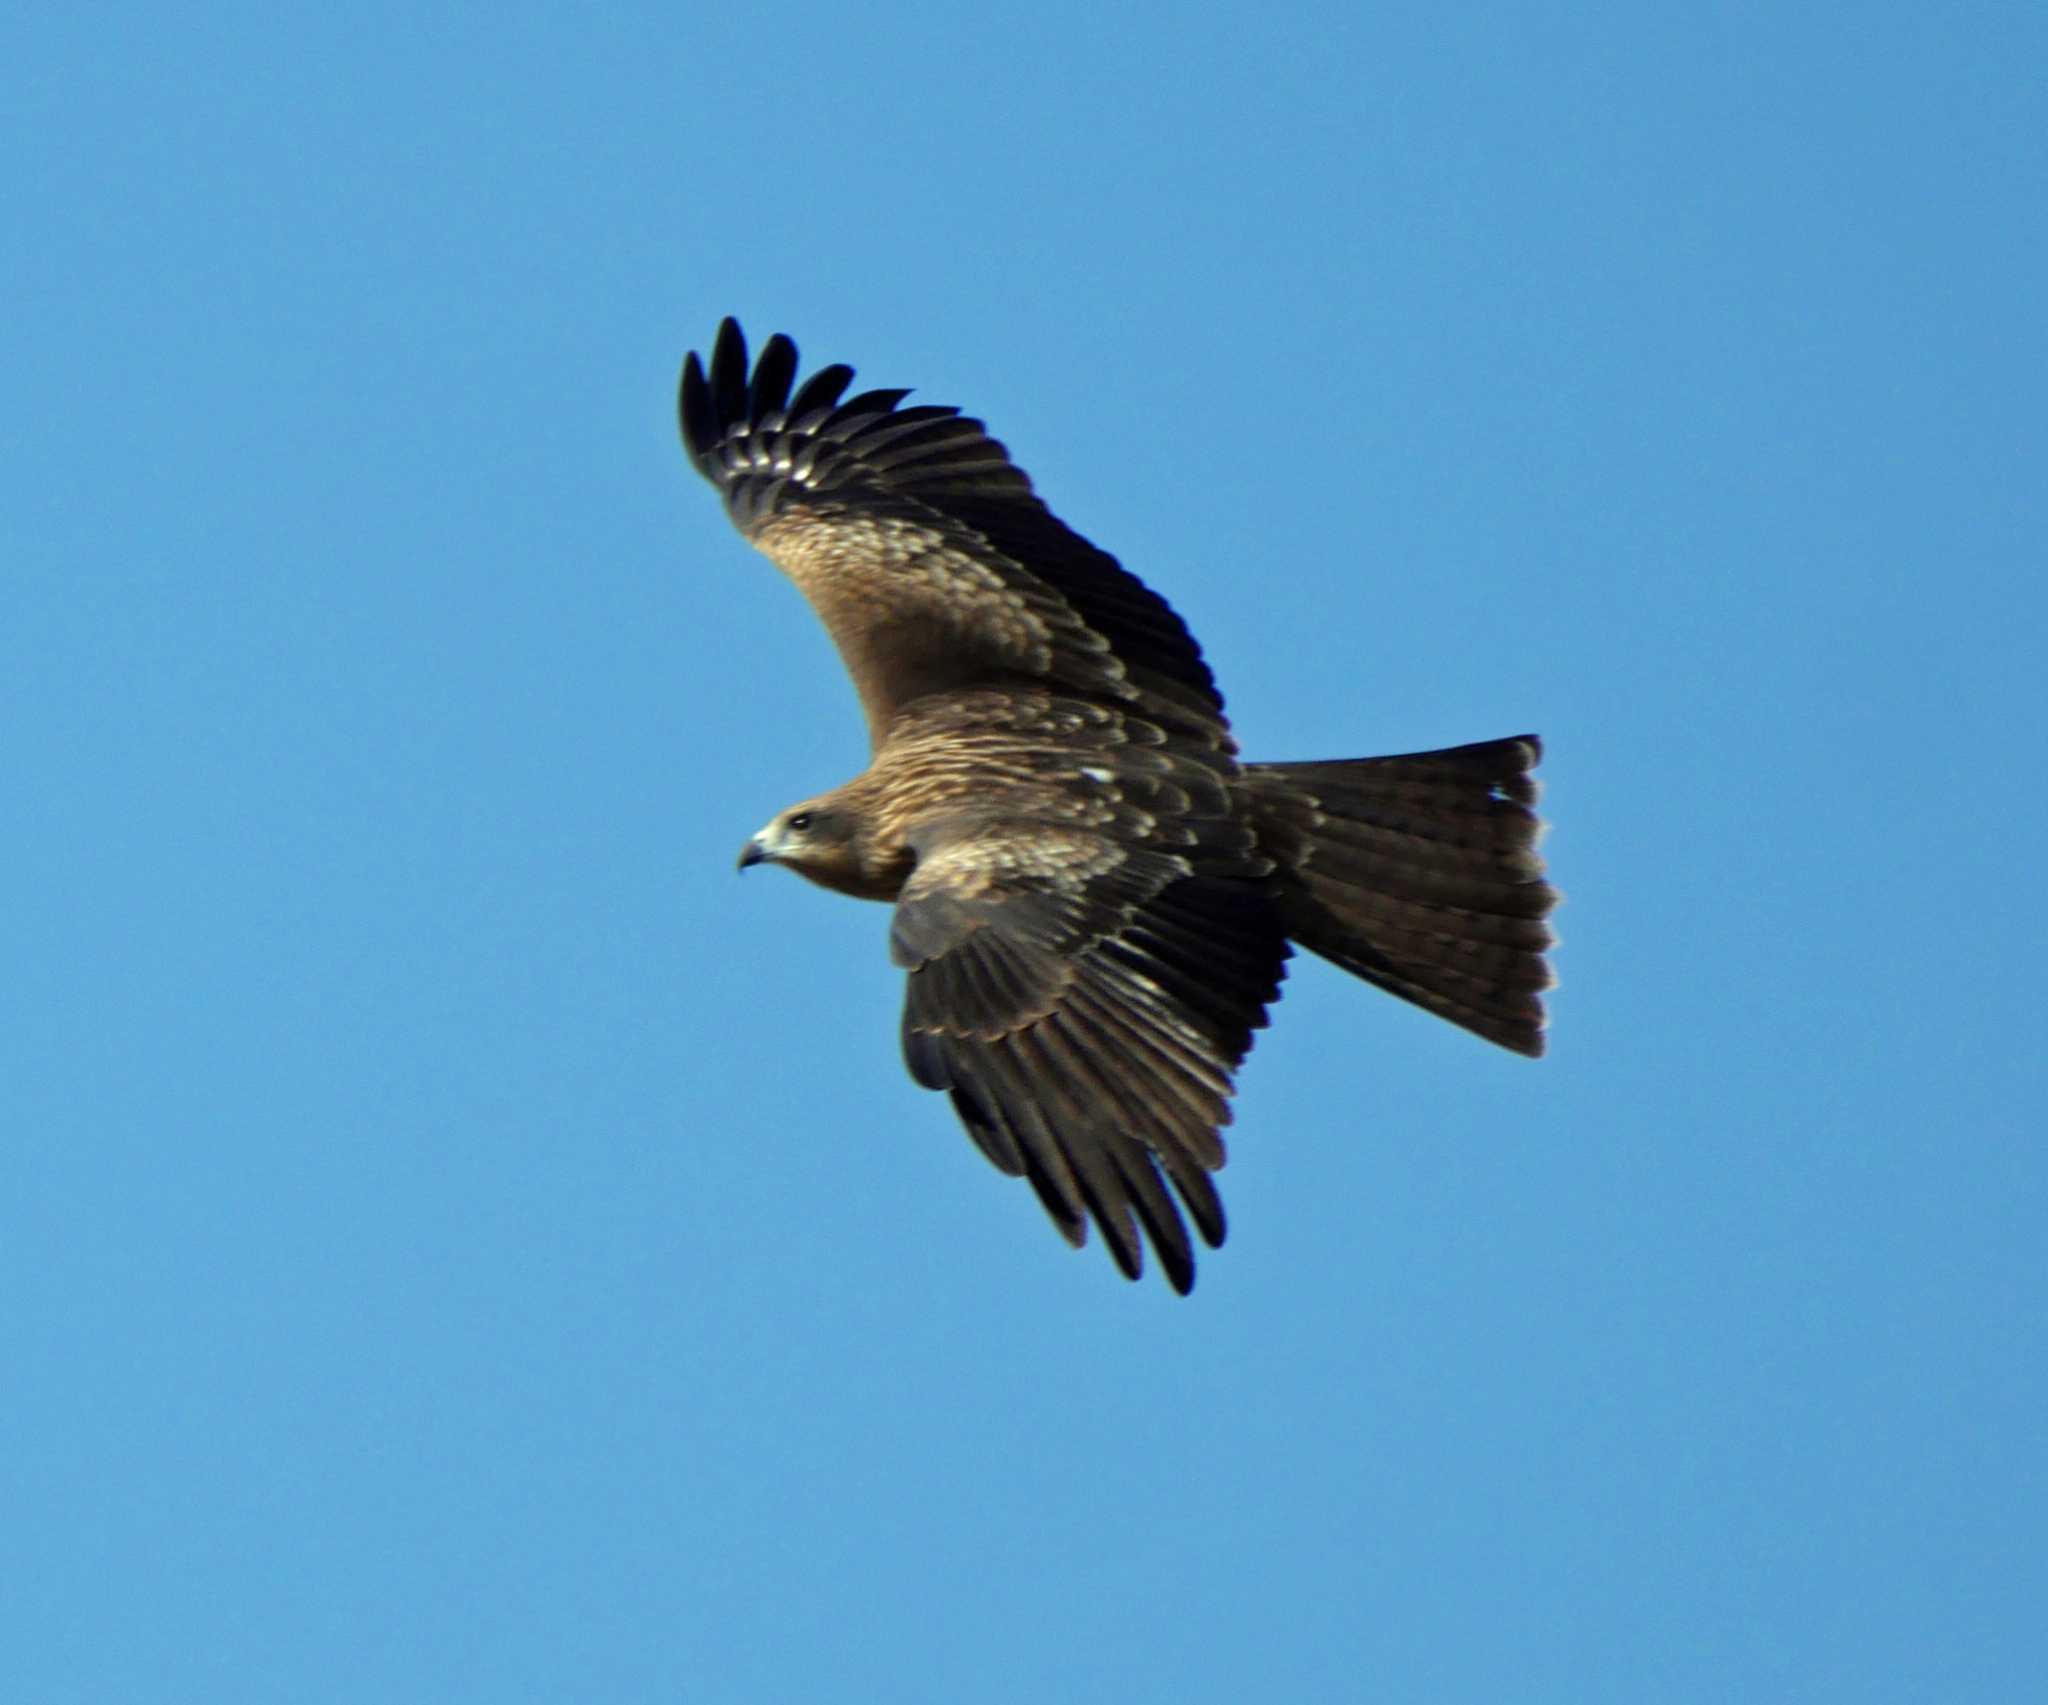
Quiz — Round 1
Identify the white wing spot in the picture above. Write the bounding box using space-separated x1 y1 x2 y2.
1080 766 1114 784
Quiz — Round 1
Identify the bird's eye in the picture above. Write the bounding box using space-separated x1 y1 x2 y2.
787 812 814 832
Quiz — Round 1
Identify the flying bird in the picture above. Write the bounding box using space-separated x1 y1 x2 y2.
678 319 1557 1293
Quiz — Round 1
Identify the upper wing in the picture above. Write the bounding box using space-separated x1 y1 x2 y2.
678 319 1225 750
889 818 1289 1294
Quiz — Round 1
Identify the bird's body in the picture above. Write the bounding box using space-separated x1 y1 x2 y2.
681 320 1557 1292
745 688 1239 898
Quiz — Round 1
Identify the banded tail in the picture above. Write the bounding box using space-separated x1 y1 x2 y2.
1245 735 1558 1056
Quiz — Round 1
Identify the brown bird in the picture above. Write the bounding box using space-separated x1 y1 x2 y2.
679 319 1557 1293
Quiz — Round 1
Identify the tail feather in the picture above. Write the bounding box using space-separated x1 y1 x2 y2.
1244 735 1559 1056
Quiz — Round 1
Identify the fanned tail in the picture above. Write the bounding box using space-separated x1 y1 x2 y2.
1244 735 1558 1056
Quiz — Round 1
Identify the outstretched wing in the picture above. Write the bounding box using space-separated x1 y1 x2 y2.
889 818 1289 1294
678 319 1225 749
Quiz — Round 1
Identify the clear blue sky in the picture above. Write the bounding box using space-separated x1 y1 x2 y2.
5 4 2041 1700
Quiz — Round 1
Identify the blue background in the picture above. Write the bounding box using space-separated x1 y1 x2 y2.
6 5 2041 1699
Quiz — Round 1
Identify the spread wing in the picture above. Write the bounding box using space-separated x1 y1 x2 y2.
890 816 1290 1294
678 319 1226 750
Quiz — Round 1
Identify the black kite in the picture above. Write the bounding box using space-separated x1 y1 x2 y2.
679 319 1557 1293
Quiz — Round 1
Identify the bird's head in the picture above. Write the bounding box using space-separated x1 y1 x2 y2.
739 800 901 899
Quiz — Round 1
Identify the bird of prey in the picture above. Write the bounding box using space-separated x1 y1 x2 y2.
678 319 1557 1293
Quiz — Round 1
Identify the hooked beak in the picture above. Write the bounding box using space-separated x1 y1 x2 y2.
737 835 768 872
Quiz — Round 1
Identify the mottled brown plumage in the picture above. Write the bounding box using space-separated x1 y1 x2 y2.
681 319 1558 1293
